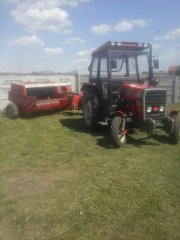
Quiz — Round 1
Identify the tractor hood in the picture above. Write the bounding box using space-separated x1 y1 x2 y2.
122 83 152 101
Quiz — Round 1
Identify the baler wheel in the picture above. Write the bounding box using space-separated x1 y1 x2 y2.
6 103 19 119
169 114 179 144
111 116 127 147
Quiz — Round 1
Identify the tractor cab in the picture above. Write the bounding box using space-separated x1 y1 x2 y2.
88 41 158 115
89 41 155 81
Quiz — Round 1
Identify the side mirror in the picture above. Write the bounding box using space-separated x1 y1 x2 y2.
111 58 117 69
153 56 159 69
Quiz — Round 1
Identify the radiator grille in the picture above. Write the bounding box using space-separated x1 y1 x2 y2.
145 90 166 106
144 89 166 121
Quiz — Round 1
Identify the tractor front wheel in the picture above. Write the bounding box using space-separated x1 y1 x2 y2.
6 102 19 119
111 116 127 148
169 114 179 144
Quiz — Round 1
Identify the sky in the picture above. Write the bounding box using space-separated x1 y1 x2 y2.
0 0 180 74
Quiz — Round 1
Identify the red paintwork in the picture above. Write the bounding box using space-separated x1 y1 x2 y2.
122 83 152 123
116 110 125 116
8 82 82 115
153 106 159 111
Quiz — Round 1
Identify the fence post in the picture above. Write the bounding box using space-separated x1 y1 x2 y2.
75 73 80 93
173 76 179 103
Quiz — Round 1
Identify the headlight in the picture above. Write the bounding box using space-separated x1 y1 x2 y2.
146 106 152 113
159 105 165 112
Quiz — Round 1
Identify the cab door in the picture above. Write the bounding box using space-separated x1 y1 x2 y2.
99 56 109 101
89 55 109 113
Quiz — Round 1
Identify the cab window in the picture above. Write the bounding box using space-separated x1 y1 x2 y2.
90 57 98 79
100 56 108 78
137 54 149 77
111 56 126 78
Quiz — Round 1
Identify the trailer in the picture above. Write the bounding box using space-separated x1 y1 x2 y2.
6 81 82 118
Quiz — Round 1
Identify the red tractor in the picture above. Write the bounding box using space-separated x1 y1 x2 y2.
81 41 179 147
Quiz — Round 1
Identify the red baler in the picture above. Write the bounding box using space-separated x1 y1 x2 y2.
6 81 82 118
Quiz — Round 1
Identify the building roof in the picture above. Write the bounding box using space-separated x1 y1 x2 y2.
168 65 178 73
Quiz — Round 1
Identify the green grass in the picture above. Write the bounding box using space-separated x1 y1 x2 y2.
0 104 180 240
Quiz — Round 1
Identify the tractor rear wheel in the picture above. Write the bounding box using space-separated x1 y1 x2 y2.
6 102 19 119
111 116 127 147
82 91 101 130
169 114 179 144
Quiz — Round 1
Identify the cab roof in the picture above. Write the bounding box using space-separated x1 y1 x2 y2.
92 41 151 56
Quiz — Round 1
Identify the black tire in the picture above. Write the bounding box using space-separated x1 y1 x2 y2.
82 91 101 130
169 114 179 144
111 116 127 148
6 102 19 119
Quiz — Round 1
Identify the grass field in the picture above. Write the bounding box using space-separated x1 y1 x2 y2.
0 104 180 240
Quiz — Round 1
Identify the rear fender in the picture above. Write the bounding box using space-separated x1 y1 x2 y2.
81 83 98 94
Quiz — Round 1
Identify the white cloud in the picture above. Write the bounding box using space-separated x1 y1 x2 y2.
44 47 64 55
3 0 18 3
72 58 89 65
91 19 151 34
9 35 44 46
5 0 91 7
154 28 180 41
62 29 74 34
157 45 180 70
114 21 133 32
11 4 72 32
9 0 90 32
0 60 5 65
164 46 180 61
77 48 94 57
152 44 161 49
0 60 6 71
115 19 150 32
91 24 112 34
58 0 91 7
65 37 85 44
79 0 90 2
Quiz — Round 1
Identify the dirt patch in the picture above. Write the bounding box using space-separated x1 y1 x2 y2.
1 168 74 199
